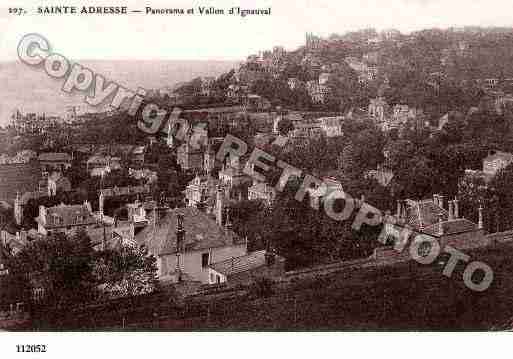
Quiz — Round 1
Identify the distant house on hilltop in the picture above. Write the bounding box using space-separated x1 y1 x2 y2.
243 94 271 111
184 174 220 208
368 97 389 124
306 80 329 103
38 152 72 173
317 116 343 137
86 155 121 176
200 76 216 96
460 150 513 186
248 182 276 206
47 172 71 196
177 142 204 172
288 78 303 90
483 150 513 177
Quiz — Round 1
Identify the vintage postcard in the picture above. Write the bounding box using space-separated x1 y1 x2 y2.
0 0 512 356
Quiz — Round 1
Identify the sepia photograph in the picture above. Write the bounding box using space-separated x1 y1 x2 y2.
1 0 513 355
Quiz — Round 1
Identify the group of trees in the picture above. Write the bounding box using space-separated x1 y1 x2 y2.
2 230 158 311
231 179 382 271
226 93 513 269
458 163 513 233
250 76 314 110
385 106 513 200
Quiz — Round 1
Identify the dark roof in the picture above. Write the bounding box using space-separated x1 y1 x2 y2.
248 182 276 196
484 151 513 162
209 250 280 276
405 199 448 230
38 152 71 162
135 207 242 257
100 185 149 197
39 203 97 228
486 230 513 243
0 162 42 203
422 218 479 237
20 191 46 205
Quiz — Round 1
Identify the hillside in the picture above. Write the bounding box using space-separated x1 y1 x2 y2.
22 240 513 331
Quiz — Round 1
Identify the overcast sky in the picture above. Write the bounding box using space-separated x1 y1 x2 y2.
1 0 513 61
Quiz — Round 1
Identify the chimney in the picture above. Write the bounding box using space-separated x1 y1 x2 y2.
400 200 407 221
39 205 47 225
14 192 23 226
224 207 232 231
19 230 27 244
129 221 135 241
98 191 105 220
438 213 444 236
454 198 459 219
216 185 224 226
478 205 484 229
448 200 454 220
84 200 92 213
175 212 185 282
433 194 439 207
224 207 235 245
176 213 185 252
197 192 207 211
265 239 275 266
439 195 445 209
152 206 157 227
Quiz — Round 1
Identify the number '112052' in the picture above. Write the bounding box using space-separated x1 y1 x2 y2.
16 345 47 353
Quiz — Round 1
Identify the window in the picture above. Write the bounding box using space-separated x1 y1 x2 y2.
201 252 210 268
216 275 221 284
210 273 215 283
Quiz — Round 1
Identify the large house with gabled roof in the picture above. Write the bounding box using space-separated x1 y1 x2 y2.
38 152 72 173
135 207 247 284
387 194 486 251
36 202 99 236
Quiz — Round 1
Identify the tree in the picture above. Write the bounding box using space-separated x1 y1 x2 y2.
277 117 294 136
228 199 266 249
457 173 488 225
13 230 96 307
94 245 158 298
487 164 513 232
0 245 29 308
251 177 381 270
174 77 202 96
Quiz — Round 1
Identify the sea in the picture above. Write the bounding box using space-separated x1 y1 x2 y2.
0 59 238 126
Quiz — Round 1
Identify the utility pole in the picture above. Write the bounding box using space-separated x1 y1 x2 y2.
175 213 185 282
100 170 106 250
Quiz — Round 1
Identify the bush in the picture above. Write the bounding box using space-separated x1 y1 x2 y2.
249 276 275 298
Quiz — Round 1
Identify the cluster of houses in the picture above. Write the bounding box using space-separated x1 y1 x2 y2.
5 30 513 312
0 126 291 303
0 150 37 165
368 97 427 133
